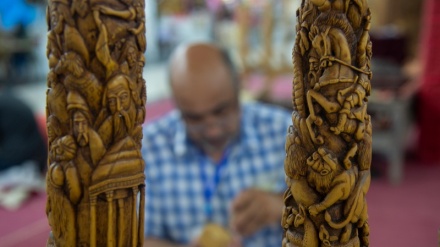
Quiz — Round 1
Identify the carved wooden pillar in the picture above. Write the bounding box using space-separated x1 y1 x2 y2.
45 0 146 246
282 0 372 246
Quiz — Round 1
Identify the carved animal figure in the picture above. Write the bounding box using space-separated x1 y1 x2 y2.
324 170 370 229
308 148 358 216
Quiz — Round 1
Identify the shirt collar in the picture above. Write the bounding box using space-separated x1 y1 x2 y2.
172 104 259 157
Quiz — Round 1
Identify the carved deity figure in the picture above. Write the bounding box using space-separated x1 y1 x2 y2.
282 1 372 246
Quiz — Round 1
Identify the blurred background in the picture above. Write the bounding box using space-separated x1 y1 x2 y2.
1 0 439 246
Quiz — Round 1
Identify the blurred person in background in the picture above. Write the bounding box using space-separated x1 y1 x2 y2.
0 87 47 173
142 43 291 247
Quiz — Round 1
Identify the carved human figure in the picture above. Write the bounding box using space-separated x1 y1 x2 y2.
129 1 146 51
124 42 137 70
97 74 141 147
64 92 107 245
71 0 97 48
119 40 139 77
93 10 119 78
67 91 106 185
93 0 141 79
136 54 146 124
47 115 63 148
46 71 69 129
47 32 62 70
55 52 103 116
47 0 75 33
305 24 356 144
72 109 106 167
330 14 372 139
46 0 74 69
46 135 81 247
88 74 145 247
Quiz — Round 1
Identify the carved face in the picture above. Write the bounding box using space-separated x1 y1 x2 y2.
50 7 58 29
47 122 56 144
52 136 77 162
127 47 137 68
106 76 131 114
307 168 335 194
73 111 89 147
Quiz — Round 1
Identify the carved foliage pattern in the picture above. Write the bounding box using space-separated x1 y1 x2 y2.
283 0 372 246
45 0 146 246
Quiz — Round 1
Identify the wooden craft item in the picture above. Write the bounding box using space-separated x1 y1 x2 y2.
45 0 146 246
282 0 372 246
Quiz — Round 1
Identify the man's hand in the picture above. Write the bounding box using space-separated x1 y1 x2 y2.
230 189 283 237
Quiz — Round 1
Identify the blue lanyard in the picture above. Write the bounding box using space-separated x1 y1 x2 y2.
200 148 230 221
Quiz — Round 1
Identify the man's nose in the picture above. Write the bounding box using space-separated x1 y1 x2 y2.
202 117 223 138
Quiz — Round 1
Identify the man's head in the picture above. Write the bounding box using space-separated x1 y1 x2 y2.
169 43 240 156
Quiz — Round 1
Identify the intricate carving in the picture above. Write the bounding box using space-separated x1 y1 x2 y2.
45 0 146 246
282 1 372 246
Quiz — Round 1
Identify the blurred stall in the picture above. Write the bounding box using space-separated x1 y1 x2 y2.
0 0 47 87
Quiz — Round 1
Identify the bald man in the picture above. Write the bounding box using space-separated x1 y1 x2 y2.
142 43 291 247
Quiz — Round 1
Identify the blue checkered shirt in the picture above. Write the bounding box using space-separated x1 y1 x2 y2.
142 103 291 247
